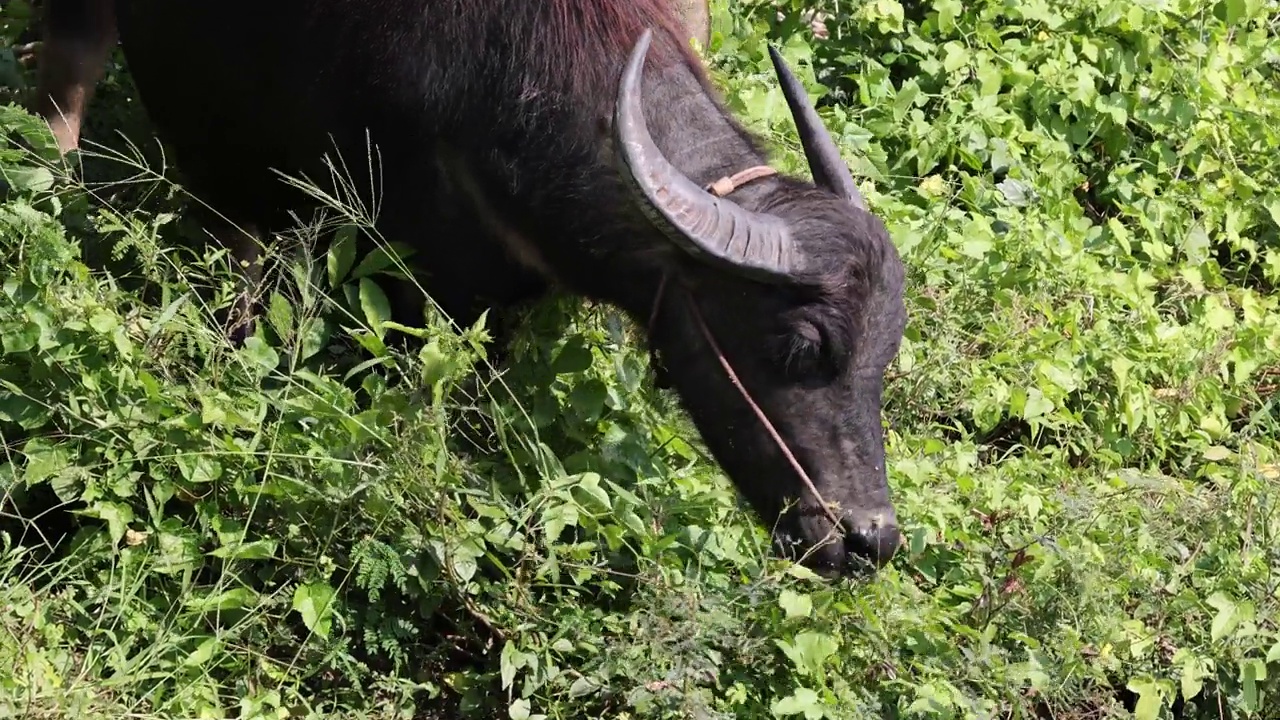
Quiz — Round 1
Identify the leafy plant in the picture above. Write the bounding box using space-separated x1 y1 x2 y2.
0 0 1278 718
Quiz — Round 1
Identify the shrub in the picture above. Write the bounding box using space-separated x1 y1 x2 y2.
0 0 1277 718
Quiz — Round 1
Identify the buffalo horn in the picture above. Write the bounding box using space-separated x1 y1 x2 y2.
766 44 867 211
614 29 804 284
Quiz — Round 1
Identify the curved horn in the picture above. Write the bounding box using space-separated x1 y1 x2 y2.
614 29 804 284
766 45 867 211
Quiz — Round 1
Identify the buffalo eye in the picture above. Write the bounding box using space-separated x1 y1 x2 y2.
796 319 823 351
779 318 837 380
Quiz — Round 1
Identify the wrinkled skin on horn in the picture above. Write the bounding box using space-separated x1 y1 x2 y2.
614 29 908 576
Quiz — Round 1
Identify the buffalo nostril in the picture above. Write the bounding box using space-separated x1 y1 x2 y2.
844 524 900 571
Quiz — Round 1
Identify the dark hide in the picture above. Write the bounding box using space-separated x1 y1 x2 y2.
32 0 909 578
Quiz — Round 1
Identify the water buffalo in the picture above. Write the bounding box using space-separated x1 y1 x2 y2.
32 0 909 577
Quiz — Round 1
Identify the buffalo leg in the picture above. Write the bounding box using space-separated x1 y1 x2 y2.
202 217 264 346
227 223 263 346
34 0 117 154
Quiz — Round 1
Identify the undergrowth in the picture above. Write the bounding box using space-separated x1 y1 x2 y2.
1 0 1278 718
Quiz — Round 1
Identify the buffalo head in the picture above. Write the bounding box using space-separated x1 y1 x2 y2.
614 30 907 578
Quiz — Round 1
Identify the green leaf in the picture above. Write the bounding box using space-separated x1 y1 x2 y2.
1181 225 1211 265
500 640 524 690
553 336 594 374
941 42 969 73
1201 445 1233 461
1181 658 1204 701
298 317 330 360
1233 661 1264 707
3 321 40 354
1126 679 1164 720
154 523 203 575
453 554 478 582
358 277 391 338
327 225 359 287
908 527 929 555
183 588 259 612
794 631 838 665
771 687 823 719
959 235 993 259
1022 387 1054 419
1218 0 1246 23
997 178 1035 207
1202 295 1235 330
567 378 607 421
570 472 612 513
1266 640 1280 663
935 0 961 33
267 291 294 339
785 564 821 582
181 637 221 668
568 676 599 698
291 581 337 638
88 310 119 334
239 336 280 372
867 0 904 31
1265 198 1280 229
1208 592 1240 642
894 79 920 120
148 293 190 341
977 60 1003 97
419 339 459 389
381 320 431 339
210 538 278 561
86 501 133 545
778 589 813 620
350 242 415 279
541 502 579 542
445 537 484 583
176 454 223 484
5 166 54 194
907 682 957 714
777 631 839 676
1239 658 1266 712
20 437 72 487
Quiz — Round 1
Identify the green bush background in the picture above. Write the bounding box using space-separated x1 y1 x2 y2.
1 0 1278 717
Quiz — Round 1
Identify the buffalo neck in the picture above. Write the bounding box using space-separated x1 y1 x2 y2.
444 29 786 326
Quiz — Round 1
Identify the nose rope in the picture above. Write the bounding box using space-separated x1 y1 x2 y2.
705 165 779 198
646 272 846 531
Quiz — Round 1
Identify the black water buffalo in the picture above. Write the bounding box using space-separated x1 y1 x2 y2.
32 0 909 577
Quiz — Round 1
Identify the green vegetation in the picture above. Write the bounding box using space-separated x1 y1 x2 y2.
2 0 1279 717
